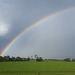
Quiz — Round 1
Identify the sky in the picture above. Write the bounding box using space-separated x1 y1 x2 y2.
0 0 75 59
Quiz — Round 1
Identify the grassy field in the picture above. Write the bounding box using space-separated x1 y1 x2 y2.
0 61 75 75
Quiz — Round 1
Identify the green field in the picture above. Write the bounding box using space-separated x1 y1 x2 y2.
0 61 75 75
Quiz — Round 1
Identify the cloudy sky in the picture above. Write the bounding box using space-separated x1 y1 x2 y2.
0 0 75 59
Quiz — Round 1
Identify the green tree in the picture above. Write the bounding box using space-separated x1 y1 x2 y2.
36 57 43 62
35 54 38 59
27 57 30 61
11 56 15 61
0 56 3 62
72 58 75 62
15 57 22 61
64 58 71 62
4 56 10 61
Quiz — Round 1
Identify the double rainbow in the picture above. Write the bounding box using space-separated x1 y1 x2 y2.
0 7 75 56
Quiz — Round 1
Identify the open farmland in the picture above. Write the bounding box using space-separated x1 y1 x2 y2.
0 61 75 75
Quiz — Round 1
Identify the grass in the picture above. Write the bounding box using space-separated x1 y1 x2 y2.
0 61 75 75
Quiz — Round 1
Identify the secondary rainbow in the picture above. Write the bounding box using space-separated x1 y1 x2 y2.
0 7 75 56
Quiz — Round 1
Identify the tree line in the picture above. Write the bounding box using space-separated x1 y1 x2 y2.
0 55 43 62
0 55 75 62
64 58 75 62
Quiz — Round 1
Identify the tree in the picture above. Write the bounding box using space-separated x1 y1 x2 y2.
38 57 43 61
34 54 43 62
36 57 43 62
35 54 38 59
15 57 22 61
64 58 71 62
21 58 26 61
11 56 15 61
4 56 10 61
0 56 3 62
27 57 30 61
72 58 75 62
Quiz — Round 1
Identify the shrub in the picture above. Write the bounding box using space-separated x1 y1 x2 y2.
64 58 71 62
72 58 75 62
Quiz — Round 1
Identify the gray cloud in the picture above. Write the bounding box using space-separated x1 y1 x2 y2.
0 0 75 59
0 23 9 36
6 10 75 59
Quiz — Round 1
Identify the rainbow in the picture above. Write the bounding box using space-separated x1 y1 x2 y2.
0 7 75 56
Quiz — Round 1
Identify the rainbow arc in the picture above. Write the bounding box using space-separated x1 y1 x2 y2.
0 7 75 56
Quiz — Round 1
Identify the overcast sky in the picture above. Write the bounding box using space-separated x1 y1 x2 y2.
0 0 75 59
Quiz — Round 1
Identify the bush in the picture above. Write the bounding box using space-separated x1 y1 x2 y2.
36 57 43 62
72 58 75 62
64 58 71 62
